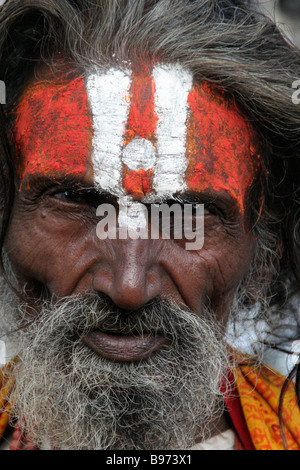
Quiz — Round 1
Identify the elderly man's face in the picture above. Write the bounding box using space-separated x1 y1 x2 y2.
3 62 261 449
7 62 259 359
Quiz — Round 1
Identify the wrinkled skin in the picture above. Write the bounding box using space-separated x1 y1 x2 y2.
7 69 258 325
6 183 255 324
4 69 259 443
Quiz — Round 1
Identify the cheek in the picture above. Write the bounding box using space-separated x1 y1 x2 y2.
205 218 255 280
200 227 255 319
165 220 255 318
5 207 96 294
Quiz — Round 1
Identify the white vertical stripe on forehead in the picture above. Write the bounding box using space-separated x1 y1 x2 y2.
152 64 193 196
86 68 131 194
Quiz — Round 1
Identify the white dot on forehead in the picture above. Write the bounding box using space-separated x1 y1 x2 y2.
122 137 156 170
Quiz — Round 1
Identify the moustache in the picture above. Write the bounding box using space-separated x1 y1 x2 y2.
29 292 209 338
21 291 221 363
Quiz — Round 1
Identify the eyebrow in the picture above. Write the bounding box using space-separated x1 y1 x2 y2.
147 190 240 211
23 174 95 192
23 174 241 213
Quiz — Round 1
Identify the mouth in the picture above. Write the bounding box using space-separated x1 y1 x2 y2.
82 330 168 362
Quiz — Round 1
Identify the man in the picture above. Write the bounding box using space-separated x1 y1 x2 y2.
0 0 299 451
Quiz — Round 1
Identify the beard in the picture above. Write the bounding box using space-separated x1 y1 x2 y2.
2 288 231 450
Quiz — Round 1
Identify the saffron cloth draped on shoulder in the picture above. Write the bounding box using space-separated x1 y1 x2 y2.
231 360 300 450
0 358 18 442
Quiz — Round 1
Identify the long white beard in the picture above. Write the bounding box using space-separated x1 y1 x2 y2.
3 290 231 450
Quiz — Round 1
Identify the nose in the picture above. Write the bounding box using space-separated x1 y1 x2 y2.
92 239 163 311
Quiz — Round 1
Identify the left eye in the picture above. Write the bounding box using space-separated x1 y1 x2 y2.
53 190 86 203
192 203 206 213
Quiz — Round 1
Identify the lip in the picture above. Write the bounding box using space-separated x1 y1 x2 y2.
82 330 168 362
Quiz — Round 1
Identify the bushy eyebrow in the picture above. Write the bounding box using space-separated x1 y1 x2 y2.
23 174 241 216
144 190 239 211
22 174 94 193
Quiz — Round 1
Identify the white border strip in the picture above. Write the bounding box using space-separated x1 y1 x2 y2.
152 64 193 195
86 68 131 194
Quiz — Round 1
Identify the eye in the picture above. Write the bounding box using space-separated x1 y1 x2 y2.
192 202 209 215
53 190 89 204
51 188 113 209
202 205 216 216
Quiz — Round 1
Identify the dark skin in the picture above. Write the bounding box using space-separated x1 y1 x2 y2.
4 75 258 443
6 174 255 323
5 175 255 442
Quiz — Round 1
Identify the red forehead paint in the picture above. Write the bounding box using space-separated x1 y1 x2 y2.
122 63 157 197
123 168 154 198
186 83 260 213
14 77 92 182
124 62 158 144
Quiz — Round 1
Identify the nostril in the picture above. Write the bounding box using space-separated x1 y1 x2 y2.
92 266 162 312
91 239 163 311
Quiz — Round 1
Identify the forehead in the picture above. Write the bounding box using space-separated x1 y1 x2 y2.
14 62 260 212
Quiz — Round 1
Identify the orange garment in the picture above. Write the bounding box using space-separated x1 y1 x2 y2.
0 359 17 442
232 361 300 450
0 355 299 450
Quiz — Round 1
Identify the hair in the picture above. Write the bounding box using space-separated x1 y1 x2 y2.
0 0 299 426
